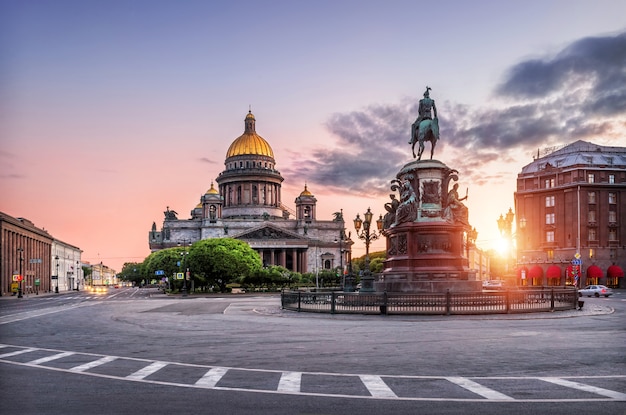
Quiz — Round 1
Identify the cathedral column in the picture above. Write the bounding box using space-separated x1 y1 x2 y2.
270 249 275 266
280 250 286 268
291 249 298 272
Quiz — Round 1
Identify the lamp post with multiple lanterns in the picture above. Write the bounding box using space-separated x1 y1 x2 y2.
17 248 24 298
353 208 384 292
54 255 60 293
178 240 191 297
334 210 353 292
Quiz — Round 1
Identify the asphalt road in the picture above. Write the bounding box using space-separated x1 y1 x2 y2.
0 287 624 415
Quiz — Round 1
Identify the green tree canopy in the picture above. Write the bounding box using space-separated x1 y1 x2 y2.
188 238 262 292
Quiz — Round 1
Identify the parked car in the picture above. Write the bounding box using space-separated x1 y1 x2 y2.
578 285 613 298
482 280 504 289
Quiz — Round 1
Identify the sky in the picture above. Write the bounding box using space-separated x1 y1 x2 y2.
2 0 626 272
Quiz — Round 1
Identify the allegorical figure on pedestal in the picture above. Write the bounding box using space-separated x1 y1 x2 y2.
410 86 440 160
443 183 469 225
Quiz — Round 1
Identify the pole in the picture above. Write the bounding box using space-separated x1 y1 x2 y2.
17 248 24 298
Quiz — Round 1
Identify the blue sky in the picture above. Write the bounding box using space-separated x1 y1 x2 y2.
2 0 625 270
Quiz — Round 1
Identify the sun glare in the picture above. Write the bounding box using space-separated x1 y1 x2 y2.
494 235 511 257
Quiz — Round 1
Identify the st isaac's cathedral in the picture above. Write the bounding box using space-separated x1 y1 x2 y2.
148 111 350 275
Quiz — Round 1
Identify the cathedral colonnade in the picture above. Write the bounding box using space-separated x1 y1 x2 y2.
256 247 309 274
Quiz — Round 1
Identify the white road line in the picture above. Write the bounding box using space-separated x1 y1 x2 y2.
0 348 36 358
69 356 118 372
195 367 229 387
126 361 168 380
277 371 302 392
446 376 514 400
360 375 397 398
0 303 95 325
26 351 74 365
540 377 626 400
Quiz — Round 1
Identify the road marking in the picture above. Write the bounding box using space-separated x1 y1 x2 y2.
1 344 624 402
277 371 302 392
70 356 118 372
446 376 514 400
540 377 626 400
26 351 74 365
360 375 397 398
0 303 96 325
126 361 168 380
0 348 37 358
195 367 229 387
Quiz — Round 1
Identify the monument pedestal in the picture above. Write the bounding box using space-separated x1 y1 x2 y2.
378 159 480 293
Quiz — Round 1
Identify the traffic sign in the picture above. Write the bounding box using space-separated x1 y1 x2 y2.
571 259 582 266
155 270 165 276
176 272 184 280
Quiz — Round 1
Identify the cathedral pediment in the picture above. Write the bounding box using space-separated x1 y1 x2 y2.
234 224 303 240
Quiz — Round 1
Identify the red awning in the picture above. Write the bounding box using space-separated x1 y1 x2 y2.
528 265 543 279
607 265 624 278
546 265 561 279
516 266 528 279
586 265 603 279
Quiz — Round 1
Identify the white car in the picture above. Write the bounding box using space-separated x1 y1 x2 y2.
578 285 613 298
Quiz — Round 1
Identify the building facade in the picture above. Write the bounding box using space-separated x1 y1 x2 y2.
0 212 54 296
52 240 83 292
149 111 350 277
514 140 626 287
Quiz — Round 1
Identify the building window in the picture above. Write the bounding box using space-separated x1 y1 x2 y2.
546 250 554 260
609 229 617 241
588 228 597 241
610 249 616 259
546 231 554 243
608 210 617 223
546 213 555 225
545 195 555 207
587 173 595 183
589 248 594 259
608 193 616 204
588 210 596 223
544 178 555 188
588 191 596 204
609 174 615 184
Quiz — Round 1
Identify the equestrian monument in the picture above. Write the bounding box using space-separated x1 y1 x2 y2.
377 87 481 293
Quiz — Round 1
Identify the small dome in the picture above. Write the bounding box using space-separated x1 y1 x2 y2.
299 184 313 196
206 182 219 195
226 111 274 159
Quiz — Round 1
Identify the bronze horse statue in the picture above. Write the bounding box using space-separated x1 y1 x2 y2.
410 117 439 160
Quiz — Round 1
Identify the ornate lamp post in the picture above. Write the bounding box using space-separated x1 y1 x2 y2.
54 255 60 293
17 248 24 298
178 239 191 297
353 208 383 292
334 210 353 292
497 208 515 280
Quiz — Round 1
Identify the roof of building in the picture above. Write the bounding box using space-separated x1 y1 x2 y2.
225 111 275 159
520 140 626 174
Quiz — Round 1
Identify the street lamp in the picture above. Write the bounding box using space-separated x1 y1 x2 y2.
353 208 384 292
54 255 60 293
497 208 516 280
178 240 191 297
17 248 24 298
76 261 80 291
334 212 353 292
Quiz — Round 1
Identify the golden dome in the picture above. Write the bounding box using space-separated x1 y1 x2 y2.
299 184 313 196
226 111 274 159
206 182 219 195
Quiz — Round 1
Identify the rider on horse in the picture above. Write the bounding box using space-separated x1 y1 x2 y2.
410 86 437 144
410 86 440 159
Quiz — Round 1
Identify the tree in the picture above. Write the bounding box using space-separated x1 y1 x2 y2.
118 262 144 286
188 238 262 293
143 247 188 289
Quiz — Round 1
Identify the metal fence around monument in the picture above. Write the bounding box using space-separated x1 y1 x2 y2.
281 287 578 315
